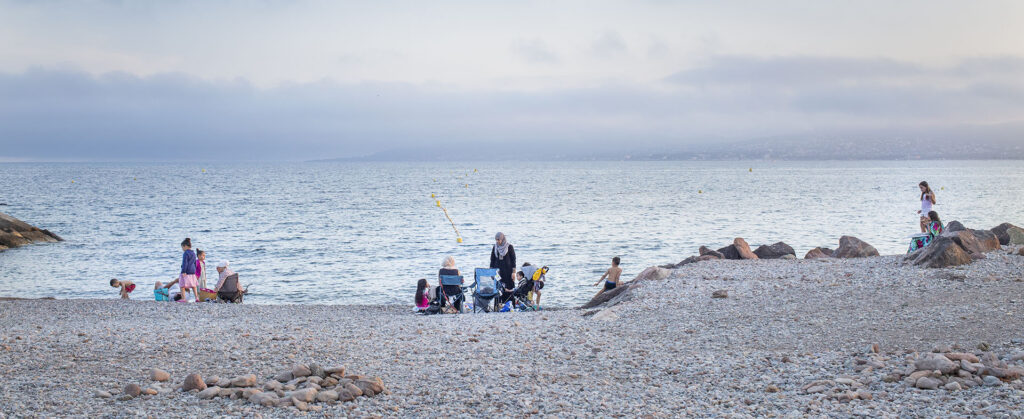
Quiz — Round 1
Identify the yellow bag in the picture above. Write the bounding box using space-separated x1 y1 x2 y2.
198 289 218 302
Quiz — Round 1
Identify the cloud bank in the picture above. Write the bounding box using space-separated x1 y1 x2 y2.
2 54 1022 161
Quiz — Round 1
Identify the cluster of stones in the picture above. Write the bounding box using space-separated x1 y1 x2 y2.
885 346 1024 391
107 364 387 412
905 222 1023 268
184 364 387 411
665 235 881 268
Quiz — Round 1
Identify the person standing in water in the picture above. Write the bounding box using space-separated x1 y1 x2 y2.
918 181 937 233
490 232 517 304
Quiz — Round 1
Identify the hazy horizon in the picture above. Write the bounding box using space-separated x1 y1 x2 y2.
2 0 1023 161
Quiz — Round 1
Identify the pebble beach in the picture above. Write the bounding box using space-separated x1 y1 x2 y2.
2 247 1024 418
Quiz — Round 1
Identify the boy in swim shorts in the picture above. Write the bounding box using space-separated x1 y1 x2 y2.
110 278 136 300
593 257 621 298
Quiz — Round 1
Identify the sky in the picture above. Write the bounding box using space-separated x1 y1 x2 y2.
1 0 1023 161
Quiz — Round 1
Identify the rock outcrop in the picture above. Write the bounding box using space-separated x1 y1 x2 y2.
1008 227 1024 245
580 266 670 309
753 242 795 259
716 244 741 260
833 236 879 258
945 221 966 232
0 212 63 251
698 246 724 259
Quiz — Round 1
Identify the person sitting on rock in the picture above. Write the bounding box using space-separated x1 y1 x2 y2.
908 211 945 253
110 278 136 299
593 256 622 298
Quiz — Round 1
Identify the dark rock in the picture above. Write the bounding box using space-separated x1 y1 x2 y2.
946 220 966 232
716 244 741 260
673 256 702 267
990 222 1020 246
908 236 972 268
698 246 724 259
804 247 831 259
697 254 719 261
711 290 728 298
753 242 795 259
123 383 142 398
834 236 879 258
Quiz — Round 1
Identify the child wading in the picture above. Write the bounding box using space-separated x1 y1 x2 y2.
178 238 200 302
593 257 622 298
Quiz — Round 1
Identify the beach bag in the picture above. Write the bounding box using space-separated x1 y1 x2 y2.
198 288 217 302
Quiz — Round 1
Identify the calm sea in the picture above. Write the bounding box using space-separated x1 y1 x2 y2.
1 161 1021 307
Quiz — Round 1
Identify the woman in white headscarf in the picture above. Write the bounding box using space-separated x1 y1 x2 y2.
489 232 517 303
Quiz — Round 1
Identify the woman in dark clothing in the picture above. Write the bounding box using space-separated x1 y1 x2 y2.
437 256 463 311
490 232 517 304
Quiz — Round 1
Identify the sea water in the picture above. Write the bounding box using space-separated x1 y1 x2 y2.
1 160 1022 307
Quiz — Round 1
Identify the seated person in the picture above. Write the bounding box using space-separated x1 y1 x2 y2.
214 260 244 303
437 256 464 311
414 278 431 312
908 210 945 253
154 281 170 301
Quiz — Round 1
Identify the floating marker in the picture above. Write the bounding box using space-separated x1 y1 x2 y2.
430 193 435 198
133 177 137 181
698 189 702 194
465 184 469 188
457 237 463 243
435 200 441 207
941 187 945 190
202 169 206 173
71 180 75 183
474 169 478 173
748 168 752 172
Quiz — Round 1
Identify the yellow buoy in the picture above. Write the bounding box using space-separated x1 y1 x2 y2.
202 169 206 173
430 193 435 198
748 168 752 172
435 200 441 207
941 187 945 190
474 169 478 173
698 189 702 194
71 180 75 183
456 237 463 243
465 184 469 188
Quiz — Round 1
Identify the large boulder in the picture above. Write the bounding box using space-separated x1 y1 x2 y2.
907 236 972 268
1008 227 1024 245
0 212 63 251
716 244 741 260
833 236 879 258
733 238 758 259
698 246 724 259
946 221 966 232
943 230 986 255
753 242 795 259
804 247 832 259
990 223 1021 246
968 229 1001 252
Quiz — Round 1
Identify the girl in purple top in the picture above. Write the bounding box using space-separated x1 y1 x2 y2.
179 238 199 302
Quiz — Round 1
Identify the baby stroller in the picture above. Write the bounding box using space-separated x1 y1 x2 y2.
471 268 501 313
510 278 539 311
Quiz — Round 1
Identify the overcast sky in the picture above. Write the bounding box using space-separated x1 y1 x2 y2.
1 0 1023 161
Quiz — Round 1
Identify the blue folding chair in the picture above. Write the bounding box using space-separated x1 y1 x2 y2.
438 275 465 313
472 268 500 313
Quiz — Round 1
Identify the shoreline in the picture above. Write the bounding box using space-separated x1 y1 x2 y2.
2 249 1023 416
